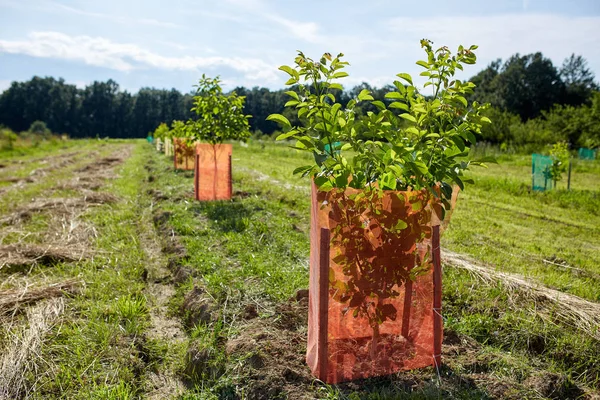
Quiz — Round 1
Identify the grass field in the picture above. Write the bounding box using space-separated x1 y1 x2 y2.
0 139 599 399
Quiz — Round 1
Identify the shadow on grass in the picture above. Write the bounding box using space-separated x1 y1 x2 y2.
189 199 255 233
331 365 495 400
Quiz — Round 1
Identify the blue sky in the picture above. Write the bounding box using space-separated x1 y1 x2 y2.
1 0 599 94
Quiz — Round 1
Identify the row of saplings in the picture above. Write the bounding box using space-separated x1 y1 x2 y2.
151 75 250 201
150 39 494 384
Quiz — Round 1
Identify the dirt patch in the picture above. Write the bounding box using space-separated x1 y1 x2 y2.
225 318 315 399
181 286 217 329
139 196 187 398
147 189 168 201
152 210 189 260
0 177 35 184
75 156 123 173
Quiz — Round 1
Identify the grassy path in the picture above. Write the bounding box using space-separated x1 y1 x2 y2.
1 139 599 399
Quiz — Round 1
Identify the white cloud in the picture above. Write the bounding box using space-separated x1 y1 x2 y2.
50 2 180 29
386 14 600 69
263 13 321 43
221 0 321 42
0 0 180 29
0 31 280 83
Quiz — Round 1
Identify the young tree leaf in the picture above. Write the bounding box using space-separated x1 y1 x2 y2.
396 73 413 85
267 114 292 129
399 113 417 123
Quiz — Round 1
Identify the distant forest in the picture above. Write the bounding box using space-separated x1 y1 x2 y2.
0 52 598 147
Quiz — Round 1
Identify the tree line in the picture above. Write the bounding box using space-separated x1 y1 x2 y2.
0 52 597 147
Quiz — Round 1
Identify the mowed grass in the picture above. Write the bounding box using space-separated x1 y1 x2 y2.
0 140 187 398
145 140 599 398
233 141 600 301
2 139 599 398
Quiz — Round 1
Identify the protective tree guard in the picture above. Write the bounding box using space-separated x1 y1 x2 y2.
307 183 444 383
194 143 232 201
165 138 174 157
173 138 196 171
532 153 553 191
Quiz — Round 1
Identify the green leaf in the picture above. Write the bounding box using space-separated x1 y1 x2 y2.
293 165 314 175
396 73 413 86
285 90 299 101
465 130 476 144
358 89 374 101
405 127 419 136
267 114 291 129
340 143 352 151
389 102 409 111
332 71 349 79
481 116 492 124
399 113 417 123
279 65 298 79
413 162 429 175
384 92 403 99
454 96 467 107
372 100 386 110
450 135 466 151
416 60 429 68
393 219 408 231
453 176 465 191
275 130 297 140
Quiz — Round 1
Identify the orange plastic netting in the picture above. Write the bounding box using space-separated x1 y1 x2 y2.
173 138 196 170
307 183 446 383
194 143 232 201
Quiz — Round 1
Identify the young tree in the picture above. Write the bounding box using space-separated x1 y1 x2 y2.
187 75 250 145
152 122 170 140
186 75 251 198
269 40 492 357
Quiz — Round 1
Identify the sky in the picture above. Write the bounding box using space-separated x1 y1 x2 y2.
0 0 599 94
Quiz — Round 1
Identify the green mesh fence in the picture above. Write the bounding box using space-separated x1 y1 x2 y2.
532 154 553 191
578 148 596 160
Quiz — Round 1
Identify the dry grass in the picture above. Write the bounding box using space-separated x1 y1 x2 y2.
0 193 118 226
0 278 81 317
0 297 64 400
0 244 87 270
442 249 600 340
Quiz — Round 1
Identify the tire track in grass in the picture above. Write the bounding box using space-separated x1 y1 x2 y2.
139 206 186 399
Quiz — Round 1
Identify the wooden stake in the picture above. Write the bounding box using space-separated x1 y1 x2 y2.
228 154 233 200
432 225 442 368
318 227 330 382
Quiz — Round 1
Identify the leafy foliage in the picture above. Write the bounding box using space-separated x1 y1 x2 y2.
152 122 170 139
548 141 570 184
271 40 491 210
28 120 51 136
270 40 493 335
186 75 251 145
